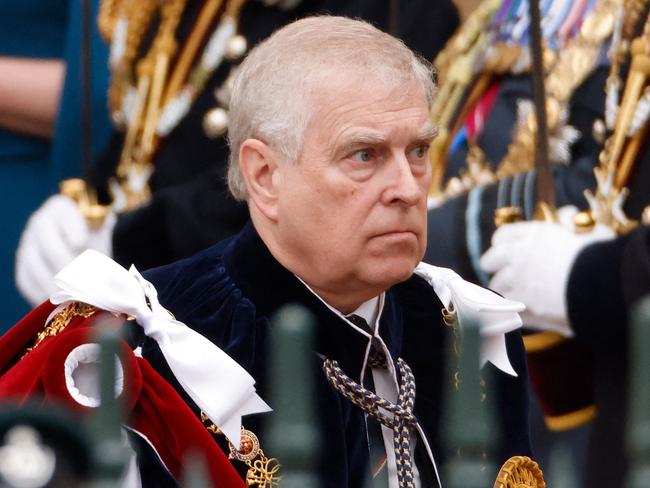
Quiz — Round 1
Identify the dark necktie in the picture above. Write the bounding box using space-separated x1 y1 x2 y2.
346 314 387 368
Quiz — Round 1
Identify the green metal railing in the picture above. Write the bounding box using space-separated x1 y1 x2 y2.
626 296 650 488
442 318 495 488
267 305 320 488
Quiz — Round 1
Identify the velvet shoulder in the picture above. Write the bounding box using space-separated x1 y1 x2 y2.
392 273 445 330
143 237 257 348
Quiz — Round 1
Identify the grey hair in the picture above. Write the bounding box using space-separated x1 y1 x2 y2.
227 15 436 201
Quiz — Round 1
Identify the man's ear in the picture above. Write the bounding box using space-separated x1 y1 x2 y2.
239 138 281 221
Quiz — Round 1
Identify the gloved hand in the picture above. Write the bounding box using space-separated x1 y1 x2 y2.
480 208 615 336
15 194 116 306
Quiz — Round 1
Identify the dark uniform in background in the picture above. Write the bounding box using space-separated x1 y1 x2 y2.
419 1 650 486
433 2 650 485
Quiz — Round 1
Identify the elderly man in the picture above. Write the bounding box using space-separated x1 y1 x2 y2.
137 16 531 487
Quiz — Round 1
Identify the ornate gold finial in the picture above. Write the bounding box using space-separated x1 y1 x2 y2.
574 210 597 233
493 455 546 488
59 178 111 229
494 207 523 227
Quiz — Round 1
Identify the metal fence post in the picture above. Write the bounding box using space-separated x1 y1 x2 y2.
267 304 320 488
626 296 650 488
442 317 495 488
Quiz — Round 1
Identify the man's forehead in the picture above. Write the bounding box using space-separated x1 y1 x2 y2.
326 102 436 145
310 81 430 133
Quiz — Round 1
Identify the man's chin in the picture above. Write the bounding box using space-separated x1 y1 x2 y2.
365 258 419 288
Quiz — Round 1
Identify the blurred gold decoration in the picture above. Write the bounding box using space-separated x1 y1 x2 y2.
493 455 546 488
496 0 620 179
580 5 650 233
429 0 502 198
430 0 621 201
60 178 110 229
574 210 597 232
100 0 249 212
494 206 523 227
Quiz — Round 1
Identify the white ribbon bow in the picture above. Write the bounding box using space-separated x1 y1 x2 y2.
414 262 524 377
48 250 271 448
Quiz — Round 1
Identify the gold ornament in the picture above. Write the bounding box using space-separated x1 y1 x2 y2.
245 458 281 488
574 210 597 232
200 411 222 434
200 413 281 488
497 0 621 179
432 0 622 201
493 455 546 488
97 0 124 42
228 429 281 488
59 178 110 229
23 302 97 357
579 1 650 234
494 207 523 227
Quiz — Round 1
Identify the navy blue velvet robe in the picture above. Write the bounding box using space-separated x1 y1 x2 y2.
142 222 532 487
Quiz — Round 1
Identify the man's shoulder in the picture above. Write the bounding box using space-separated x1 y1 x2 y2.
390 273 443 324
143 237 236 311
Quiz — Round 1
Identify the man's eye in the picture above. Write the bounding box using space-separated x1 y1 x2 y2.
409 144 429 161
351 149 375 163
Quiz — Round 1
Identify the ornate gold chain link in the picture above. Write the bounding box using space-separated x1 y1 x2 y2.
23 302 97 357
200 411 281 487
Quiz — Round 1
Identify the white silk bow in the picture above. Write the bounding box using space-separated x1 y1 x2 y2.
48 250 271 448
414 262 524 377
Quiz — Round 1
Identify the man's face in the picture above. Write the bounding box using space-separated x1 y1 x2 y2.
273 76 434 308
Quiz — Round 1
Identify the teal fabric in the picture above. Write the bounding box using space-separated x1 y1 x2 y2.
50 0 112 185
0 0 111 329
0 0 68 329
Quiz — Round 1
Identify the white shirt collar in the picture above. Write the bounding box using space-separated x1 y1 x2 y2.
349 296 380 328
294 275 384 337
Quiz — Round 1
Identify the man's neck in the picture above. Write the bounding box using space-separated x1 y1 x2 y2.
296 275 383 326
253 215 385 313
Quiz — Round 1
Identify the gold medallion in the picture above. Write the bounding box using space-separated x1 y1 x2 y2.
228 429 281 488
228 429 261 463
493 455 546 488
199 414 282 488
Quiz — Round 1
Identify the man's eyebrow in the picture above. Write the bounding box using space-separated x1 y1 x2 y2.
335 125 438 154
415 125 438 143
338 132 387 150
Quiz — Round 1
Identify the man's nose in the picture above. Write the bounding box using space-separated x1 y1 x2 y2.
383 155 426 206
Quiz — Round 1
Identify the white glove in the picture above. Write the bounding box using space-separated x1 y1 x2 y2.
15 194 116 306
480 210 615 336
